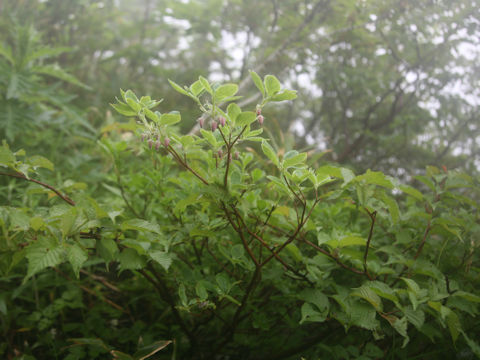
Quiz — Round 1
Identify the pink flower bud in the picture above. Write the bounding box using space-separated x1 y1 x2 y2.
155 140 161 151
258 115 264 125
148 139 153 149
234 151 240 160
217 149 223 158
198 117 204 128
163 137 170 148
211 121 218 132
141 133 146 142
218 116 226 127
256 108 262 116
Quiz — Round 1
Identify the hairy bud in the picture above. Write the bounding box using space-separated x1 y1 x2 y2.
211 121 218 132
163 137 171 148
234 151 240 160
217 149 223 158
257 115 264 126
148 139 153 149
218 116 226 127
155 140 161 151
198 117 205 128
256 107 262 116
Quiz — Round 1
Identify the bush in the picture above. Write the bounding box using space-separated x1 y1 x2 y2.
1 74 479 359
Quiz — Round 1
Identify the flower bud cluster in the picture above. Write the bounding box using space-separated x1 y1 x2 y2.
141 131 170 150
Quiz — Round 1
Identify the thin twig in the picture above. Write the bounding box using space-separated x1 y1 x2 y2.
0 171 75 206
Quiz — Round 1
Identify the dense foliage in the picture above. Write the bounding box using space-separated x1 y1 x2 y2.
1 73 480 359
0 1 479 359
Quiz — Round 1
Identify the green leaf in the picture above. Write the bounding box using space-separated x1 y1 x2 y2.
341 168 355 185
160 112 181 126
196 281 208 300
399 184 423 201
28 155 54 171
300 303 327 324
0 144 15 167
122 219 161 234
133 340 172 360
168 79 189 96
30 216 44 231
453 291 480 303
111 102 137 117
118 248 145 270
199 76 212 94
384 315 409 347
236 112 257 127
97 238 118 262
67 244 88 278
227 103 241 122
283 152 307 168
352 285 383 311
367 281 399 303
350 301 379 330
250 70 265 97
190 80 204 96
149 251 173 271
270 90 297 101
60 208 77 239
200 129 218 147
381 194 400 224
25 237 64 280
403 307 425 329
356 170 394 189
261 140 279 167
215 83 238 101
264 74 281 96
33 64 91 89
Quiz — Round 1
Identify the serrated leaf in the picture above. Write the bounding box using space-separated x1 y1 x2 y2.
67 244 88 278
26 237 64 280
404 307 425 329
122 219 161 234
28 155 54 171
264 74 281 96
250 70 265 97
261 140 279 167
352 286 383 311
118 248 145 270
149 251 172 271
367 281 399 303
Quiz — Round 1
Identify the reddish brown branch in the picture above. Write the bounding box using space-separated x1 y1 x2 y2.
0 171 75 206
